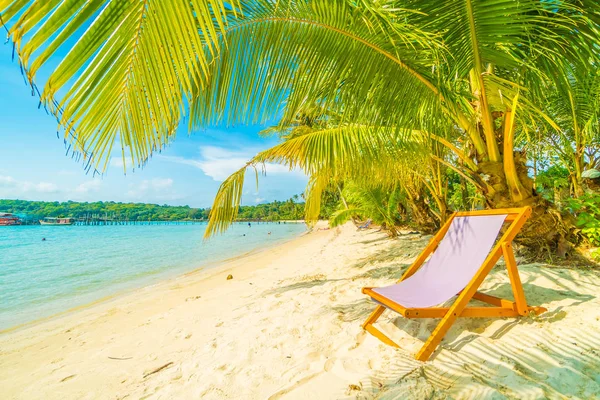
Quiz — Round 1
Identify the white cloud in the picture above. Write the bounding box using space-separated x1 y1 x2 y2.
158 155 204 170
126 178 177 200
147 178 173 190
0 175 104 200
35 182 59 193
74 180 102 193
158 146 304 182
109 151 133 169
0 175 16 186
255 197 265 203
0 175 59 196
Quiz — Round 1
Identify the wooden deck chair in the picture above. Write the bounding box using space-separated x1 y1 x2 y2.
361 207 547 361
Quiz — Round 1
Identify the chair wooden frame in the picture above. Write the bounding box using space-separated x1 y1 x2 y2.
361 207 547 361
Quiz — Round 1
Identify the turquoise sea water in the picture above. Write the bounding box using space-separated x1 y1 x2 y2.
0 222 306 330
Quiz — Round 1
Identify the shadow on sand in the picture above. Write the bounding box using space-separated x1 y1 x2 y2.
359 267 600 398
261 235 600 398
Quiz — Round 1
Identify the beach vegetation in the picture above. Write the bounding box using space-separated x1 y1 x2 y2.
329 183 404 237
1 1 599 255
195 0 600 252
565 193 600 247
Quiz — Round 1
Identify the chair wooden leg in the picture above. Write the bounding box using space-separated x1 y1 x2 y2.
365 324 400 348
362 305 400 348
414 309 455 361
502 242 528 316
362 305 386 328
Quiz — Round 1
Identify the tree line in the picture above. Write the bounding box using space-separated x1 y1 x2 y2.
0 197 311 222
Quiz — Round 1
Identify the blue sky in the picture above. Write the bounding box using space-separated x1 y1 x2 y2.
0 43 307 208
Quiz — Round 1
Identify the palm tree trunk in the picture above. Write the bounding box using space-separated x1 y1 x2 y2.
337 183 360 225
470 110 576 255
337 184 349 209
476 149 574 254
572 146 585 197
405 191 435 233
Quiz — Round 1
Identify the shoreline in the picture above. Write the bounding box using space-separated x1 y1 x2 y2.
1 222 599 399
0 226 310 336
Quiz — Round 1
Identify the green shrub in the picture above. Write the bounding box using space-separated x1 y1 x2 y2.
536 165 570 200
566 193 600 246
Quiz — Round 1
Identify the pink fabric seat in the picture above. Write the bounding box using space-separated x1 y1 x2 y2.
372 215 507 308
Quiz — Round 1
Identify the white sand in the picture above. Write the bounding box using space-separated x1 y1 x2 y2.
1 222 599 399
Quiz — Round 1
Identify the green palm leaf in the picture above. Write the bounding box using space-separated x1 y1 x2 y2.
190 0 448 133
329 207 365 228
204 123 431 237
1 0 239 172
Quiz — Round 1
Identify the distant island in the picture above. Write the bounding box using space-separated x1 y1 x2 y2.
0 197 308 223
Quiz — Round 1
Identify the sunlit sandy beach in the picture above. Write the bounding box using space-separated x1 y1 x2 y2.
2 1 600 399
1 222 599 399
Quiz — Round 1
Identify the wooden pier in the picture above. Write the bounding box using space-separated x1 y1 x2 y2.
73 214 205 226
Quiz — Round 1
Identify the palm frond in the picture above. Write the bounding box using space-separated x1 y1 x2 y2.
190 0 448 134
204 164 248 238
303 173 329 224
329 207 365 228
203 123 432 237
1 0 240 172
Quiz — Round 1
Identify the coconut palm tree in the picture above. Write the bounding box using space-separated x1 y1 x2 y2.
3 1 599 250
188 0 600 247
